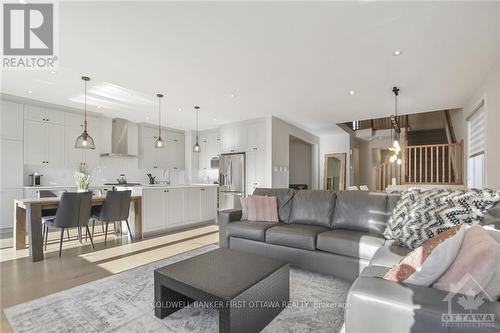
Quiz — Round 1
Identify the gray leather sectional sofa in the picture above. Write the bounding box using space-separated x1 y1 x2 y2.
218 188 500 333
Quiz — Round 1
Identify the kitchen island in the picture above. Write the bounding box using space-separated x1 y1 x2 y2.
139 184 218 236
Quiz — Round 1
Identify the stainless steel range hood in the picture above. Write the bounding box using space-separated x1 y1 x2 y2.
100 118 138 158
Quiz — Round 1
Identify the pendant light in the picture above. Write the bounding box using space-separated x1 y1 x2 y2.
389 86 402 164
75 76 96 149
154 94 164 148
193 106 201 153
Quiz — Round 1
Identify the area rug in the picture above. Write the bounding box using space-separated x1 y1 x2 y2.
4 245 352 332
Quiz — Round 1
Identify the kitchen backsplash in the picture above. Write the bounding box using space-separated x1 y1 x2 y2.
23 157 186 187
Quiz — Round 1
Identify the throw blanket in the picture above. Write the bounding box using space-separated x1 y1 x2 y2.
384 188 500 249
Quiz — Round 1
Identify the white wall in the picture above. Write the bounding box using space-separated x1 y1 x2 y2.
451 59 500 190
319 132 350 189
289 138 312 188
271 117 319 189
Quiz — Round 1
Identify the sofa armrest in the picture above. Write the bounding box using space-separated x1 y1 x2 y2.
346 276 500 333
217 209 242 248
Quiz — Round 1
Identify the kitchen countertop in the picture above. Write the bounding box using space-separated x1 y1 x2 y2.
23 185 112 190
140 184 219 190
23 184 218 190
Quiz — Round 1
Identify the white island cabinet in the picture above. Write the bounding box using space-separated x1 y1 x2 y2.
142 185 217 236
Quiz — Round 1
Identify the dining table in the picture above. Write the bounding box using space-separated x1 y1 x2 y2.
14 195 142 262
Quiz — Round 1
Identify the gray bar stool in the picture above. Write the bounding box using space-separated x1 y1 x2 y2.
41 191 94 257
91 190 133 245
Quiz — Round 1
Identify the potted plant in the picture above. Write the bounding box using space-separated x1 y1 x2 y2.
75 166 92 192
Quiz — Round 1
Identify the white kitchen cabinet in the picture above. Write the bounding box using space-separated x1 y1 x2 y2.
24 105 65 125
0 140 23 188
0 189 23 230
0 101 23 141
199 131 220 171
24 120 65 166
139 126 171 169
201 187 217 220
166 131 185 170
185 187 202 222
166 188 185 226
142 188 166 233
221 125 248 153
246 150 266 196
247 121 266 151
142 186 217 236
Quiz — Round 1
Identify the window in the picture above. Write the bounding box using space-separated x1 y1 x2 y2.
467 101 485 189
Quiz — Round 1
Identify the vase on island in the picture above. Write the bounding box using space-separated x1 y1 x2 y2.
75 166 92 192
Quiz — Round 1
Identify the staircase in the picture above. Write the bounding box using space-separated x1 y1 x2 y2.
406 129 448 145
374 128 464 190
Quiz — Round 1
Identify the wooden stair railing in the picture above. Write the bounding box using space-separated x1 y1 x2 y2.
374 160 403 191
375 140 464 191
405 141 463 184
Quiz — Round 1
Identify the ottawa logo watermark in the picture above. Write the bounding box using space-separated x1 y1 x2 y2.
2 2 59 70
441 273 495 329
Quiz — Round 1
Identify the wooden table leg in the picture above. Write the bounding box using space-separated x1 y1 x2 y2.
134 197 142 240
26 203 44 262
14 203 27 250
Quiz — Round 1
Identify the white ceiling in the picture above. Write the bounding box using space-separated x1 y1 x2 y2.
2 1 499 134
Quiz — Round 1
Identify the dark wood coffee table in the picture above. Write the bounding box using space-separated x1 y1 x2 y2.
154 248 289 333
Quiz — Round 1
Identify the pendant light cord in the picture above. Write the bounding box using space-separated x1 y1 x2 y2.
196 108 199 142
84 79 87 131
158 96 161 137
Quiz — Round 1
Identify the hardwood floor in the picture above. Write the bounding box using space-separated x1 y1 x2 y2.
0 223 219 333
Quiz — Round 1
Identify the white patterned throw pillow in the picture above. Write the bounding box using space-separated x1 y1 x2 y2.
384 188 500 249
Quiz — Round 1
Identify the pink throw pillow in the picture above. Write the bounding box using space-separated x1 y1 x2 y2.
433 225 500 295
246 195 279 223
384 225 464 285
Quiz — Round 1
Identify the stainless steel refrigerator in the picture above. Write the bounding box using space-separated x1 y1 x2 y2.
218 153 245 211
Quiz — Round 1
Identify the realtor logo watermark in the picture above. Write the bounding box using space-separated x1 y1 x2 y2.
2 2 59 69
442 273 495 329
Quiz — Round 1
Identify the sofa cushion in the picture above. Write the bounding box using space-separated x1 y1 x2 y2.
316 229 385 260
266 224 329 250
288 190 336 228
369 241 411 267
332 191 388 236
253 188 295 223
227 221 277 242
481 201 500 227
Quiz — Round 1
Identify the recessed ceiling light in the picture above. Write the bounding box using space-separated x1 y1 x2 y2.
349 90 355 95
392 50 402 56
50 70 57 74
178 107 182 112
230 93 236 98
28 90 33 94
97 106 102 109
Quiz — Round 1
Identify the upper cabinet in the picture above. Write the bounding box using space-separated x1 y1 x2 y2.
139 125 185 170
166 131 185 170
24 105 65 125
199 131 221 170
220 119 265 153
24 120 65 166
221 125 247 153
0 101 23 141
247 121 266 151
